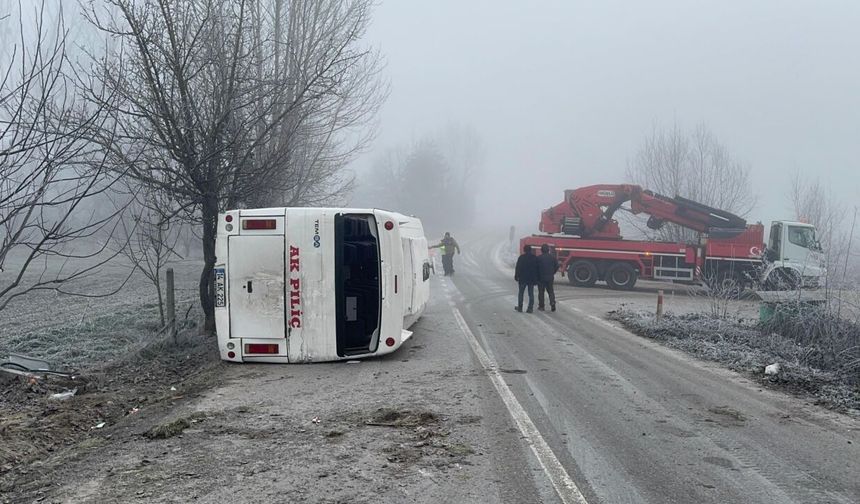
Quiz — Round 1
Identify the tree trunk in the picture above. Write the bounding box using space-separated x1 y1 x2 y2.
200 197 219 333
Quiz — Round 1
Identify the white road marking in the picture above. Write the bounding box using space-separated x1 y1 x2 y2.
451 307 589 504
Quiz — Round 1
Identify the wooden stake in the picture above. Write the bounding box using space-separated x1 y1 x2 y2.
166 267 176 343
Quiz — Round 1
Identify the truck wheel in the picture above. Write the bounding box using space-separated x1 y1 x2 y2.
605 262 637 290
568 260 597 287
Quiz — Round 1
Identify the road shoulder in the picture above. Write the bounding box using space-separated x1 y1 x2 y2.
3 278 546 504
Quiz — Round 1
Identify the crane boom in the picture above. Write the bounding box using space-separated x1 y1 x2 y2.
539 184 747 239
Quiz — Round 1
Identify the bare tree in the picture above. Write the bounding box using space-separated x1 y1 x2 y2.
362 139 451 233
0 1 126 311
401 139 449 231
359 123 484 233
81 0 387 331
244 0 385 208
112 184 183 326
626 122 756 242
789 172 843 250
787 173 859 287
361 145 408 210
439 122 484 226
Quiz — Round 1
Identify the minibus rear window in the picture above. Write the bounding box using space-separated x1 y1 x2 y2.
334 214 381 356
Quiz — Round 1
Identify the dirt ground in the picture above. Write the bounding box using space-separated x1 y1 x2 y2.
1 255 501 503
0 330 222 499
0 285 510 504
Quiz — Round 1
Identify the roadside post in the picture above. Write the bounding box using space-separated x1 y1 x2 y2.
166 268 176 343
656 289 664 320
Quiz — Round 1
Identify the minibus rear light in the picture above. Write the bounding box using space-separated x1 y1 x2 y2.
384 220 394 230
242 219 277 230
385 337 396 347
245 344 279 354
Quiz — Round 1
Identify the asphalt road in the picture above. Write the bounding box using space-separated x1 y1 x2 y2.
446 233 860 504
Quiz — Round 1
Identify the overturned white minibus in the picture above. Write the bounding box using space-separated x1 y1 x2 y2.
215 208 430 363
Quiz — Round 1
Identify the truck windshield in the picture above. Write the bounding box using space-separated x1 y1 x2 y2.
334 213 381 356
787 226 820 251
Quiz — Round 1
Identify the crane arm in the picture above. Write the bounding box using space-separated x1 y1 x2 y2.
630 190 747 233
539 184 747 239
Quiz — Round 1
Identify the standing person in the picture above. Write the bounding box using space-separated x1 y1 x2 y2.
537 244 559 312
441 232 460 275
431 232 460 276
514 245 539 313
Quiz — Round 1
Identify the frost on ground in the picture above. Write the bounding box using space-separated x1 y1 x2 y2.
0 259 202 370
609 309 860 412
1 304 161 370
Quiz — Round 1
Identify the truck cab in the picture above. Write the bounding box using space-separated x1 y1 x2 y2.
762 221 826 289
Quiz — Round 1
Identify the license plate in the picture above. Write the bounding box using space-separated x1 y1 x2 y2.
214 267 226 307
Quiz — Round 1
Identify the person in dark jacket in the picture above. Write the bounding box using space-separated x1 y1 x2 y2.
537 244 559 311
514 245 539 313
430 232 460 275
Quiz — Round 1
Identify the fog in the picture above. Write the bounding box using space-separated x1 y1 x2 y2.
4 0 859 238
353 0 860 234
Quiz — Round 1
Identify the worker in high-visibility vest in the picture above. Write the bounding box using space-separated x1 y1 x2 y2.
430 232 460 275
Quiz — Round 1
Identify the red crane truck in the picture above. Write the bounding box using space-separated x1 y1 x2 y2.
520 184 825 291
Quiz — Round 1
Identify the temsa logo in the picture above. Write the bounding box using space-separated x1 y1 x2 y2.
289 246 301 328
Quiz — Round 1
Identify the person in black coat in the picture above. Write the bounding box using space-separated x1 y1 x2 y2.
514 245 539 313
537 243 559 311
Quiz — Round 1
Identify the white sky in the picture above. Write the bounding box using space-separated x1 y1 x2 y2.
356 0 860 231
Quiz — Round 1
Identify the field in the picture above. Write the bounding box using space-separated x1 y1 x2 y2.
0 257 205 371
